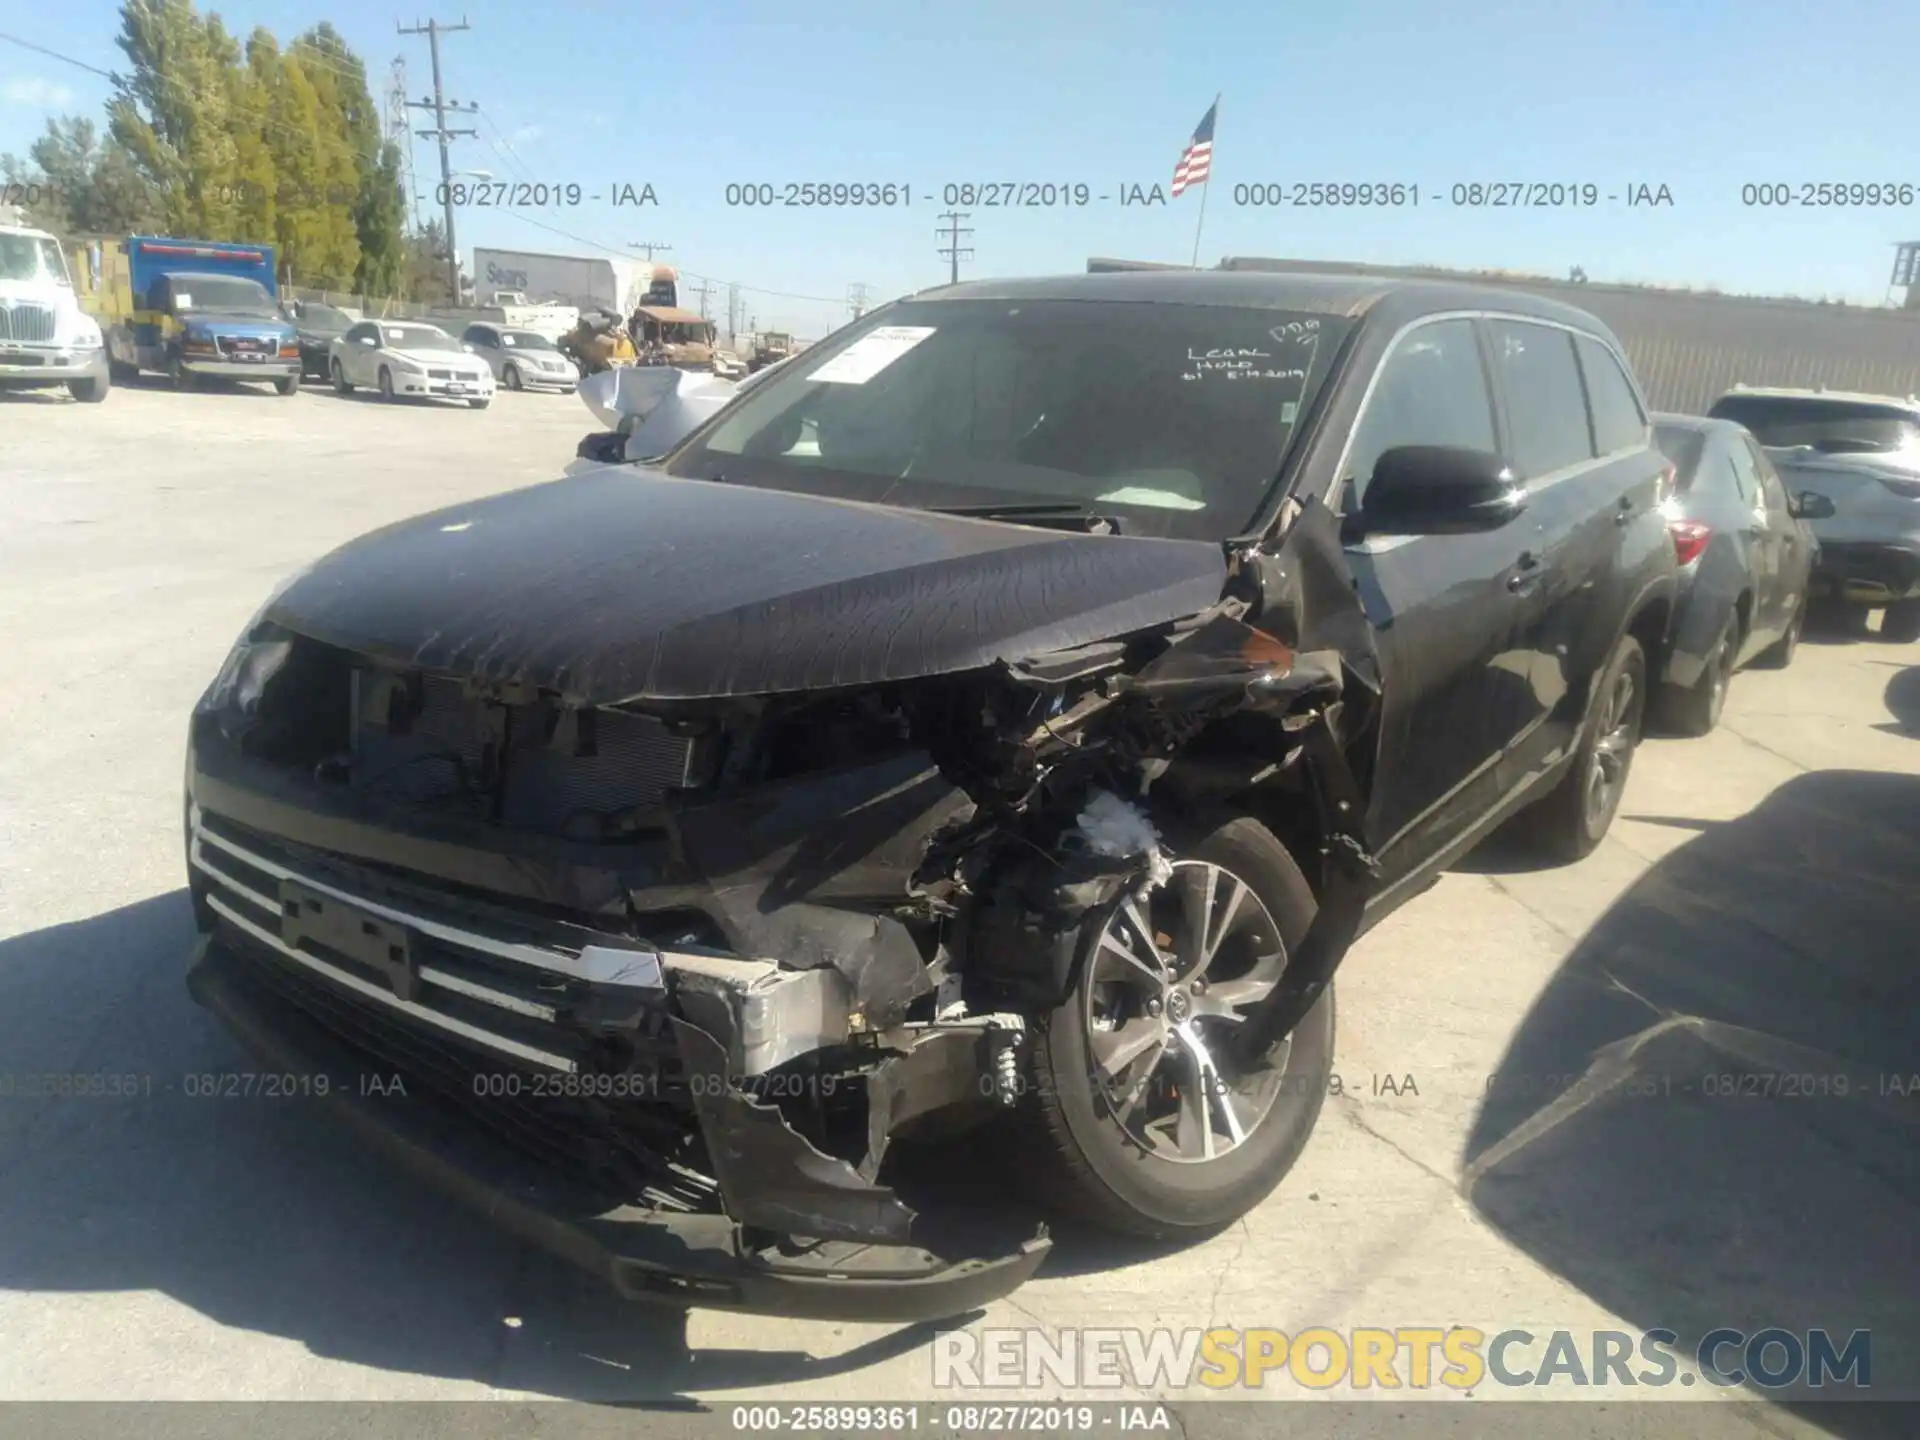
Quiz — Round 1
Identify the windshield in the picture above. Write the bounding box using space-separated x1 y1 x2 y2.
174 276 276 313
1708 395 1920 456
667 297 1349 540
297 304 353 331
1652 424 1708 490
500 329 555 350
0 233 66 284
381 324 460 351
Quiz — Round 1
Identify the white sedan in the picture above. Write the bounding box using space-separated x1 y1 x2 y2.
461 323 578 392
328 320 495 408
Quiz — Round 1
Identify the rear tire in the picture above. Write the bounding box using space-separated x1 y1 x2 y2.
1656 611 1736 737
1517 633 1647 863
1883 599 1920 644
108 356 138 382
1018 814 1332 1239
1753 599 1803 669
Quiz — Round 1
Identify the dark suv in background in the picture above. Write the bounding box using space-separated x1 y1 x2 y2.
182 271 1675 1320
1707 385 1920 641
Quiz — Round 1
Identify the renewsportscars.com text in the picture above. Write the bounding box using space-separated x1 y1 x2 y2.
932 1326 1871 1392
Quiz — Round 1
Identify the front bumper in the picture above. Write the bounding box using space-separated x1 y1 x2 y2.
0 344 109 384
188 934 1048 1318
181 776 1046 1318
1809 542 1920 605
394 373 494 399
185 357 302 381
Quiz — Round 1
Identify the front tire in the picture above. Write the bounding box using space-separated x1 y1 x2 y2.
503 363 523 391
1020 815 1332 1238
378 366 395 402
1883 599 1920 644
1517 632 1647 863
331 359 353 394
467 397 490 409
275 375 298 396
69 375 108 403
169 356 194 391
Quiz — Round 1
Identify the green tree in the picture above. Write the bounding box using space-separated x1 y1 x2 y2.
228 31 281 246
354 143 408 299
294 25 406 299
108 0 246 237
1 116 164 235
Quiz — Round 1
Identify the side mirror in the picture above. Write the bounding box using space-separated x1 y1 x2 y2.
1790 490 1836 520
1360 446 1528 535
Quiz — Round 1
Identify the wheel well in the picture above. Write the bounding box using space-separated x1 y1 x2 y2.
1733 589 1753 640
1627 594 1672 669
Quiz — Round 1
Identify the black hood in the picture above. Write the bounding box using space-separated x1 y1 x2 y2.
267 467 1231 703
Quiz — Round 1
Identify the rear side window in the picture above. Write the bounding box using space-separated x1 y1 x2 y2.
1653 424 1707 490
1726 442 1763 506
1576 335 1647 454
1342 318 1497 508
1487 321 1592 479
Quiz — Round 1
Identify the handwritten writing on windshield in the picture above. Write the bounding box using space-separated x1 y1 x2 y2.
1180 320 1320 382
1180 346 1307 383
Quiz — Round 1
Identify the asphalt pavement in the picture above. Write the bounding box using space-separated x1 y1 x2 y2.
1 379 1916 1436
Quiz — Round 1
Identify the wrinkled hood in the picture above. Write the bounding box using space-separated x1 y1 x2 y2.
267 467 1231 703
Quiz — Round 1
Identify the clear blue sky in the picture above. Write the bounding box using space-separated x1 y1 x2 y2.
4 0 1915 334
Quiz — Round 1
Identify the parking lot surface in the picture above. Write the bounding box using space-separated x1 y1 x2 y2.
2 384 1916 1430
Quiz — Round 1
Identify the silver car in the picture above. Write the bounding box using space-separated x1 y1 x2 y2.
461 323 578 392
1706 386 1920 641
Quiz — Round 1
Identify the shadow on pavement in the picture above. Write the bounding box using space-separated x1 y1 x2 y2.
0 891 984 1400
1463 770 1920 1432
1881 665 1920 737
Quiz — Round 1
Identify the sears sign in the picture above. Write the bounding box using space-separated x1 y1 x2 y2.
484 261 531 289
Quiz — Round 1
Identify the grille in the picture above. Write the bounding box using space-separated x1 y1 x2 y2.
0 303 55 343
427 367 454 379
349 672 698 836
218 334 271 355
191 807 719 1210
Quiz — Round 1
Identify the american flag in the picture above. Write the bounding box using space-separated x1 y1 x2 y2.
1171 100 1217 198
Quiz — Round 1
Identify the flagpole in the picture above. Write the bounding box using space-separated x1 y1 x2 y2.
1190 93 1219 269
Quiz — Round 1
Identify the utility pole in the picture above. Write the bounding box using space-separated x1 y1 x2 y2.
399 17 476 301
629 241 673 261
689 277 713 320
727 281 741 342
936 212 973 284
847 281 870 319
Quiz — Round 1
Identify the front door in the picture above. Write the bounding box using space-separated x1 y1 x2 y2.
1336 317 1537 891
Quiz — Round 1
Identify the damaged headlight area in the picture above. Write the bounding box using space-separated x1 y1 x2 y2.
183 548 1381 1315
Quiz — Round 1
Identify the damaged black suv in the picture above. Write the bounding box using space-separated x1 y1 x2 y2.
183 271 1675 1319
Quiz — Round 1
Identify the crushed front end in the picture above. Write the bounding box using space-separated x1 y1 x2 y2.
182 506 1378 1318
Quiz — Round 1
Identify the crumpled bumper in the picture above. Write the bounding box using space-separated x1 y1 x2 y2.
186 933 1049 1319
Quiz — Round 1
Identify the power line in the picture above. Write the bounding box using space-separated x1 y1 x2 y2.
936 211 973 284
0 29 114 79
398 16 476 298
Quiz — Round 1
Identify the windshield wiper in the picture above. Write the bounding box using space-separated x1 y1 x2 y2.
927 501 1123 534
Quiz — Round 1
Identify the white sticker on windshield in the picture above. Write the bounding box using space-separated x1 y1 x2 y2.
173 292 192 309
810 326 936 385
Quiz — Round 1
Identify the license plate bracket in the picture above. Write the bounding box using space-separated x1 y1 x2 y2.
280 881 418 1000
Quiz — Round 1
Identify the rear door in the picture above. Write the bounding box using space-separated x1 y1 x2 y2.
1488 322 1659 795
1336 316 1534 889
1725 437 1782 644
1744 437 1803 642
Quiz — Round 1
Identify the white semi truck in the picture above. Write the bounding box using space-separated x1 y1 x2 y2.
471 247 677 316
0 213 111 402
